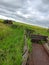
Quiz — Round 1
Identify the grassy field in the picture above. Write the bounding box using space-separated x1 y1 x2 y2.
0 19 49 65
0 20 32 65
13 21 49 36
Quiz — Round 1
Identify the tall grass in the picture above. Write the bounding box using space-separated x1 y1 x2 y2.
0 22 24 65
0 19 49 65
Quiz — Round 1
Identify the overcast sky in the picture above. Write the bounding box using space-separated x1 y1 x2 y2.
0 0 49 28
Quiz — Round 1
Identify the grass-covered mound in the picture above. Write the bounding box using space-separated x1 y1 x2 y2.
0 19 49 65
0 22 24 65
13 21 49 36
0 20 32 65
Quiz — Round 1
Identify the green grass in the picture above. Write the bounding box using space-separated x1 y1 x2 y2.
27 38 32 52
0 21 24 65
14 21 49 36
0 19 49 65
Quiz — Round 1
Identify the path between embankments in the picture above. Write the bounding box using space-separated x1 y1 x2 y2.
28 43 49 65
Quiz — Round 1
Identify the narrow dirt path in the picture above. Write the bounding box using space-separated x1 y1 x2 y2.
28 43 49 65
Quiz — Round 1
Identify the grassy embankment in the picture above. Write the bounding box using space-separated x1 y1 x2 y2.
0 19 32 65
0 19 49 65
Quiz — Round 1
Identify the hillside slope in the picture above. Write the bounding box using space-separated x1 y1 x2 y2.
0 19 49 65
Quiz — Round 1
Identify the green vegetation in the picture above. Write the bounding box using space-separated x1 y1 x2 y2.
0 19 49 65
27 38 32 52
13 21 49 36
0 21 24 65
0 20 32 65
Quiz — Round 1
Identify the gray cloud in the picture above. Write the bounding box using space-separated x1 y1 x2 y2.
42 0 49 4
0 0 49 28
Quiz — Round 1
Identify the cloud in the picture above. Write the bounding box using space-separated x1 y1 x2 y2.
0 0 49 28
42 0 49 4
